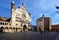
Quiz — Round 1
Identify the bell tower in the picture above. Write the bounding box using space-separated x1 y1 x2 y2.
11 1 15 11
11 0 16 27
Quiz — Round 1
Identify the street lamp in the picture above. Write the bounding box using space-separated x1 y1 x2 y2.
55 5 59 14
55 5 59 9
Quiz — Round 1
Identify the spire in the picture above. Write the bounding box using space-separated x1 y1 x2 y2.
22 2 24 6
22 0 24 6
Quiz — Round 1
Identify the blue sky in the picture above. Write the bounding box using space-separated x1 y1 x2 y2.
0 0 59 25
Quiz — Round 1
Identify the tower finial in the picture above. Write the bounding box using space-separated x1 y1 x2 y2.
12 0 14 4
11 0 15 9
42 14 44 17
22 2 24 6
22 0 24 6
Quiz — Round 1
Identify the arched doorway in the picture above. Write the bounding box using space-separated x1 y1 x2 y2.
5 27 8 32
13 27 15 32
9 27 12 32
23 25 27 31
0 27 4 32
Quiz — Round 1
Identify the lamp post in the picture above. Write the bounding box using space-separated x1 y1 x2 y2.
55 6 59 19
56 6 59 14
56 6 59 31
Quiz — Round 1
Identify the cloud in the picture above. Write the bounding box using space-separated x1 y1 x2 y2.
25 0 59 25
0 0 59 25
52 12 59 24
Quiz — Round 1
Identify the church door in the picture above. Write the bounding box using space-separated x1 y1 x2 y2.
23 25 27 31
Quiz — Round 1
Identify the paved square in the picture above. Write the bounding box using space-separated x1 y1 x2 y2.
0 32 59 40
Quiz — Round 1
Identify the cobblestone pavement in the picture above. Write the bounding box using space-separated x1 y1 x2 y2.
0 32 59 40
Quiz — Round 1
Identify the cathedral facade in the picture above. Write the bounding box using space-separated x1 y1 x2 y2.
0 1 31 33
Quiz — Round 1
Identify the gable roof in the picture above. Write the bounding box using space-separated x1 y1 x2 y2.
0 16 11 22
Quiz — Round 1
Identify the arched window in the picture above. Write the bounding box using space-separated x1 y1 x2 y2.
0 22 2 25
